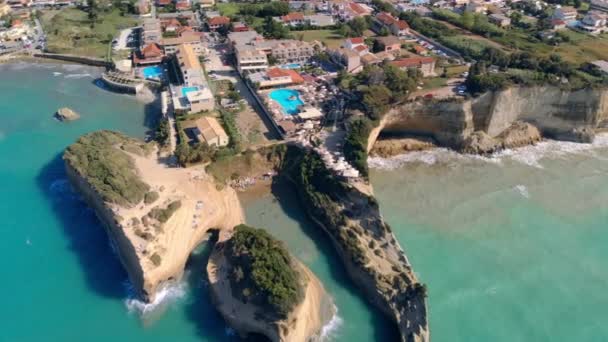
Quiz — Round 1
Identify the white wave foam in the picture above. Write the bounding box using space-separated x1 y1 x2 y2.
513 185 529 199
320 308 343 341
52 72 63 76
370 133 608 170
64 73 93 79
124 280 187 316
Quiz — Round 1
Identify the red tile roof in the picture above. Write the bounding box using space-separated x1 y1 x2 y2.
349 2 369 15
354 45 368 52
284 69 304 84
348 37 365 44
208 16 230 26
376 12 397 26
157 0 172 5
142 43 163 58
396 20 409 30
267 67 304 83
267 67 289 78
390 57 435 68
282 12 305 22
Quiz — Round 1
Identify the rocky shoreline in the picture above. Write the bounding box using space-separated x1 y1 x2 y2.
207 230 335 342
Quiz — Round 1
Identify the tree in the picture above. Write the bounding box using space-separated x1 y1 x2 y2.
362 85 392 120
262 17 290 39
461 11 474 30
87 0 98 25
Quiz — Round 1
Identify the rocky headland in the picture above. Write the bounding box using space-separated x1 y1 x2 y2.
368 85 608 156
64 130 244 301
207 226 335 342
210 145 429 342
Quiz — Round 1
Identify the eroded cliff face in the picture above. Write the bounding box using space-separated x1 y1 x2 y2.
207 231 335 342
369 86 608 152
64 133 244 302
283 148 429 342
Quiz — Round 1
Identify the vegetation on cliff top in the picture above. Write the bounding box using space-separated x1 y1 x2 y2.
63 130 151 208
226 224 304 319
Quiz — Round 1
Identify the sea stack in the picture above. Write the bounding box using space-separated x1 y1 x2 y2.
208 226 335 342
63 130 243 302
55 107 80 121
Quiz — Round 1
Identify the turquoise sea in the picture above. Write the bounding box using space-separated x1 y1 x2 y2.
2 62 608 342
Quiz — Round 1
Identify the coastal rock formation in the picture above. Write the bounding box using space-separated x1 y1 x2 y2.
368 85 608 153
55 107 80 121
461 121 542 154
281 147 429 342
64 131 243 302
370 137 436 158
207 227 335 342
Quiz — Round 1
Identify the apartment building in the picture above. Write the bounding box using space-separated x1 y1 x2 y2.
236 47 269 74
160 31 203 55
173 44 214 113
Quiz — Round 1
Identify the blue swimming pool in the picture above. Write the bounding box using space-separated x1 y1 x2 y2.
281 63 301 70
142 65 163 79
181 86 199 97
269 88 304 115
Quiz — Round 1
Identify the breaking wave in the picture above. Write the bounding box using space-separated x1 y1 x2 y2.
124 280 187 316
320 308 343 341
513 185 530 199
369 133 608 170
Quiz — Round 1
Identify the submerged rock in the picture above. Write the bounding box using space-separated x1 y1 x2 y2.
55 107 80 121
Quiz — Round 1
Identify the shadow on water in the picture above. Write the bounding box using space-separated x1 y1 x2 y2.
183 237 269 341
36 153 127 299
269 177 400 341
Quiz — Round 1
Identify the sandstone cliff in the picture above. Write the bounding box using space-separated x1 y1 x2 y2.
282 147 429 342
368 86 608 153
64 131 243 302
207 229 335 342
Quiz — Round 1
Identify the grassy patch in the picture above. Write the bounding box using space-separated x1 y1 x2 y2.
41 8 138 58
216 2 243 16
63 131 151 208
292 29 344 49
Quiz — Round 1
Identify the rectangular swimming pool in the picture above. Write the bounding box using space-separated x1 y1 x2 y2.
142 66 164 80
181 86 199 97
269 88 304 115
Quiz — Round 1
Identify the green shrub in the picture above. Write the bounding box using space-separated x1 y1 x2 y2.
226 224 303 319
144 191 159 205
147 200 182 223
63 131 150 207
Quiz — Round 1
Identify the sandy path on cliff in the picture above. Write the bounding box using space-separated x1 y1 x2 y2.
117 151 244 288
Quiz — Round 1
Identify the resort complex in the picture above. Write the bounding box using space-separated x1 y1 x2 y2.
5 0 608 340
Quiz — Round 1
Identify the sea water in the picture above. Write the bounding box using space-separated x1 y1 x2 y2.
3 62 608 342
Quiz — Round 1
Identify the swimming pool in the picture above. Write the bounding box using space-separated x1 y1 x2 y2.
281 63 301 70
181 86 199 97
142 65 163 79
269 89 304 115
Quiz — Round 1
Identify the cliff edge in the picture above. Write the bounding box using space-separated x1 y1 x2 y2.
207 226 335 342
368 85 608 154
64 130 244 301
281 146 429 342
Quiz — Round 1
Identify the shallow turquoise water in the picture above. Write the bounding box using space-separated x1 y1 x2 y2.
0 63 227 342
3 62 608 341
